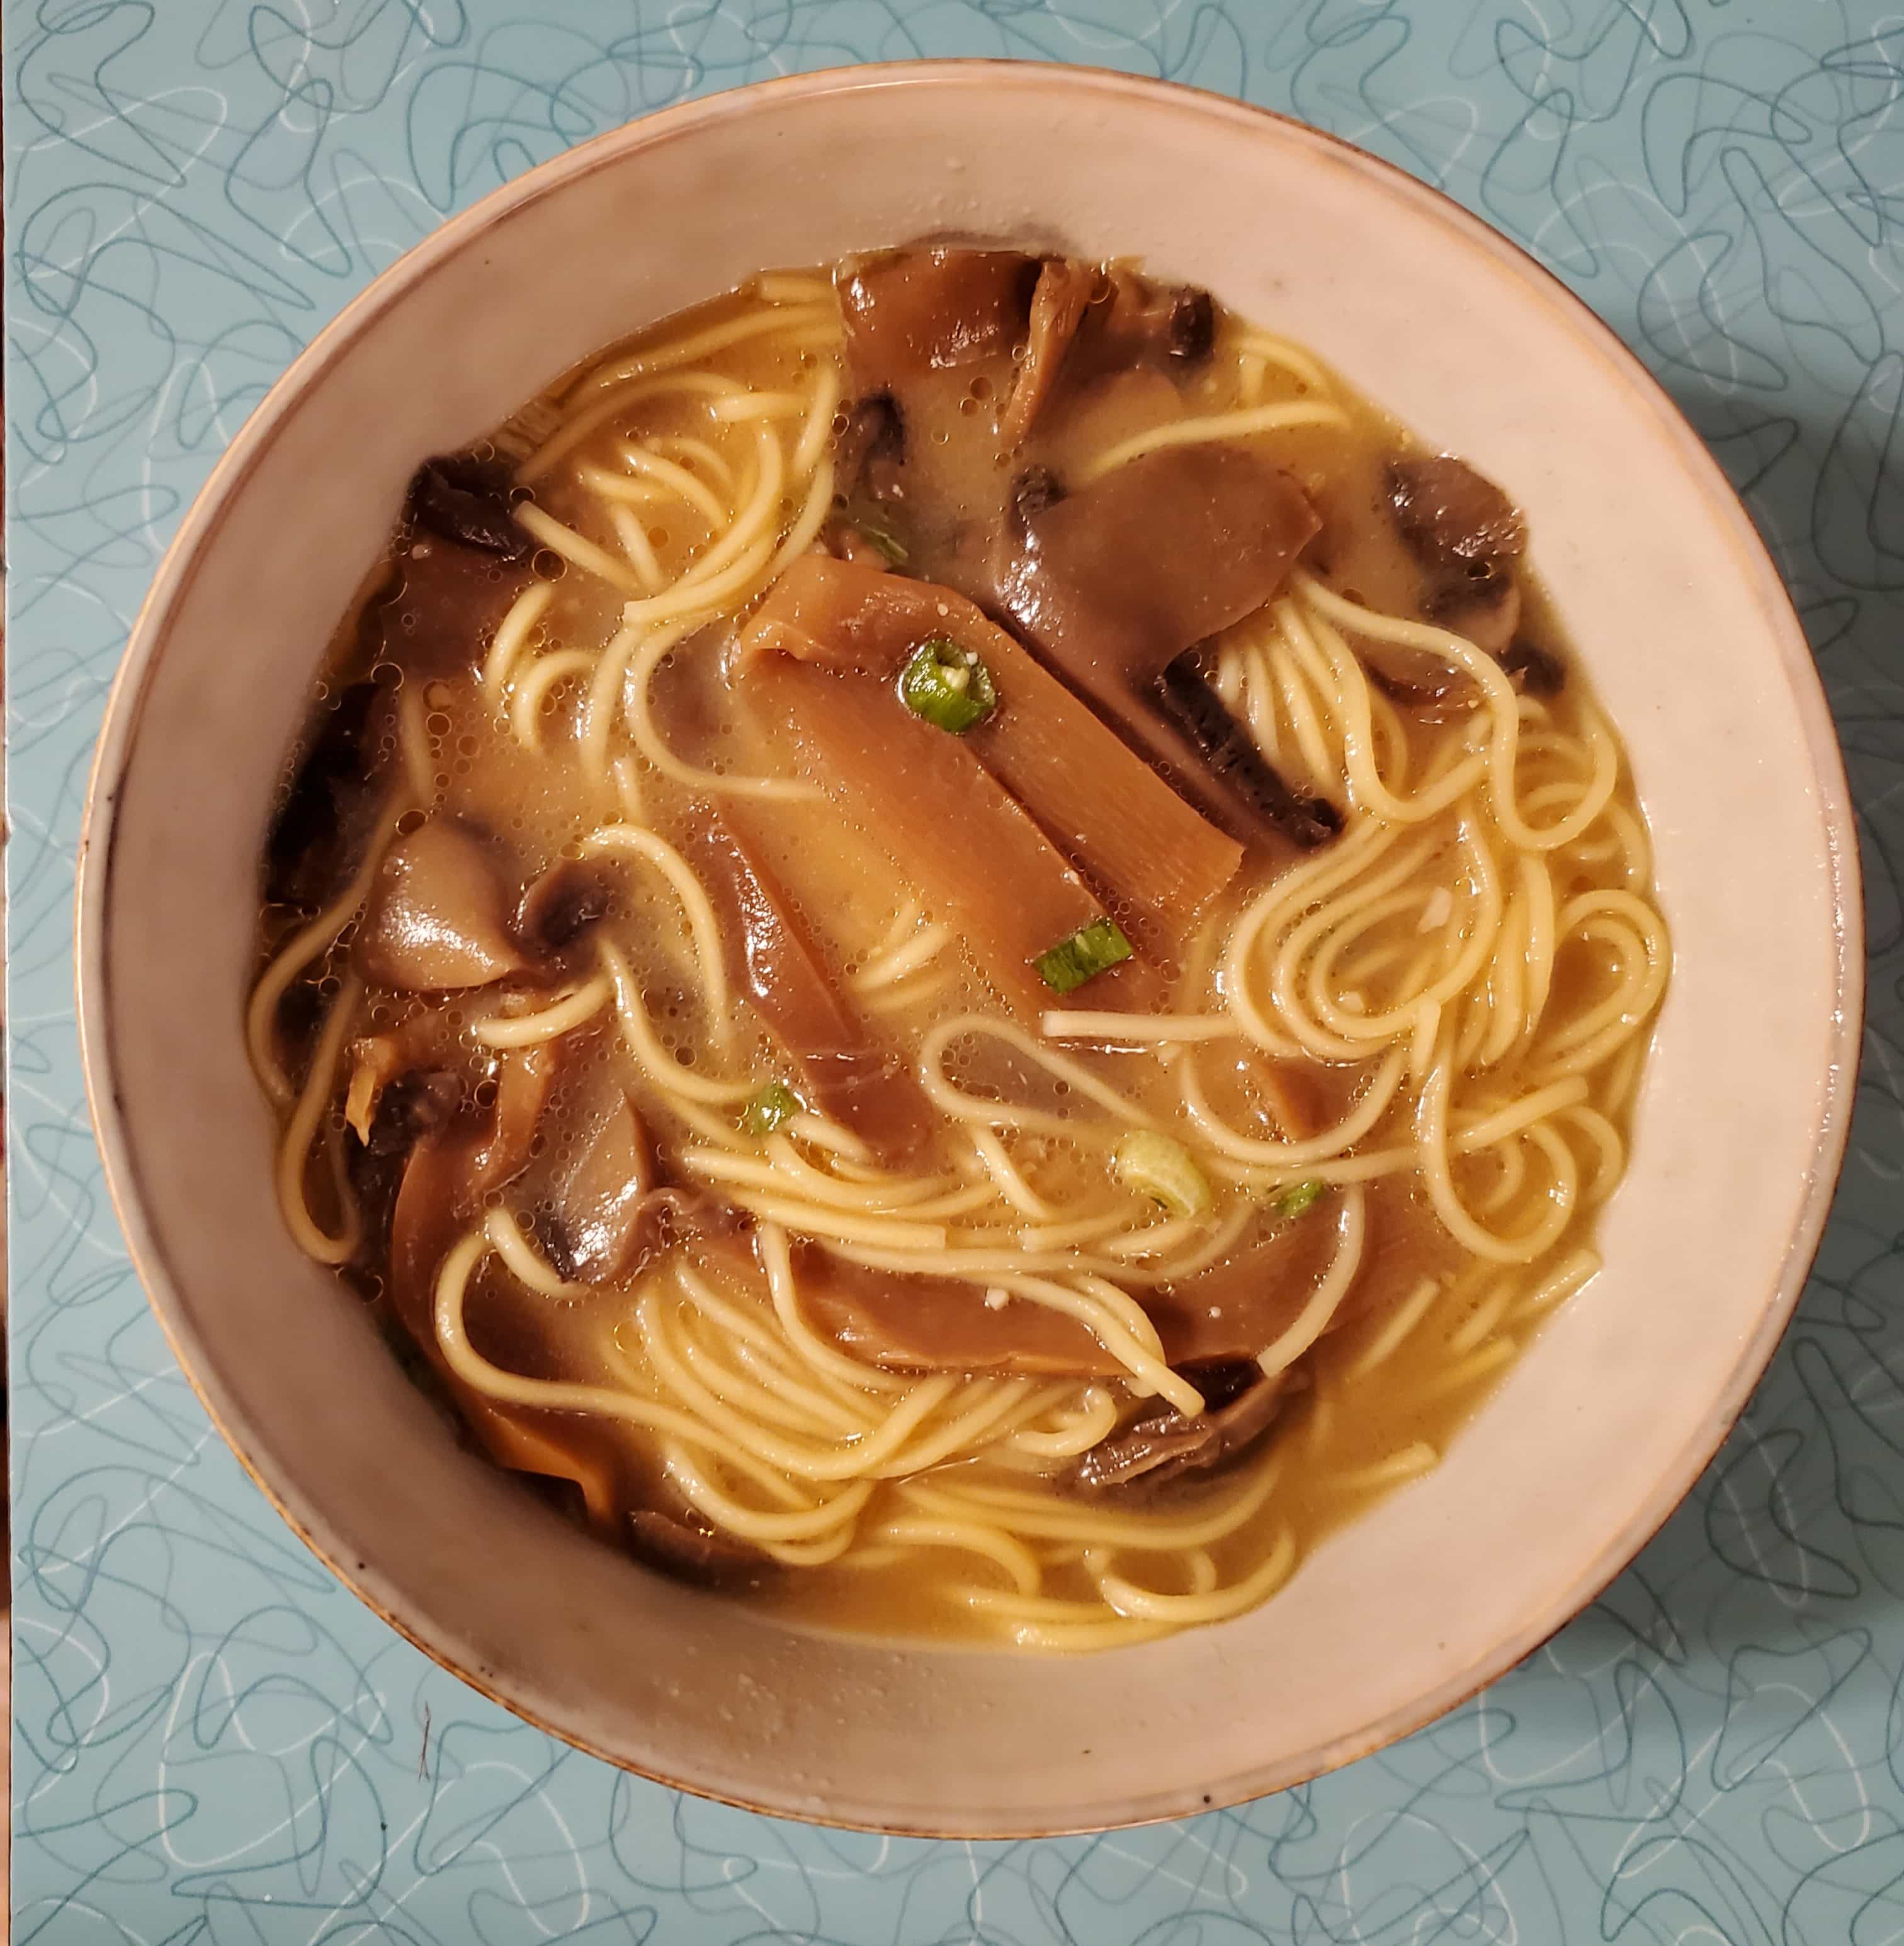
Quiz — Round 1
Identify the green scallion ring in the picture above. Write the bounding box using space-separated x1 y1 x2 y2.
898 636 997 734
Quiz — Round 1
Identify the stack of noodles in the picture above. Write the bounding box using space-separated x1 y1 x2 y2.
249 271 1666 1647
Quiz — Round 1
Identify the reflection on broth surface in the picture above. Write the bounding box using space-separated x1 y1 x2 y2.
251 249 1668 1649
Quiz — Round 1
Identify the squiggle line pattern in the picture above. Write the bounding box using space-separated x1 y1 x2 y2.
6 2 1903 1938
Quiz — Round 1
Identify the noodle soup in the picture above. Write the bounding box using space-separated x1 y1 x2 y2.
250 250 1667 1649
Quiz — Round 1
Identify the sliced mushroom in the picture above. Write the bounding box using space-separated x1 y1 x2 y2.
995 444 1318 696
266 681 387 910
1386 456 1526 571
515 857 618 959
1085 264 1216 374
1156 658 1342 850
468 1042 558 1190
541 1083 656 1282
1357 456 1540 698
386 1041 559 1333
1072 1362 1291 1493
484 1412 625 1530
1367 608 1563 710
833 393 907 502
409 453 530 559
1001 262 1217 448
1423 567 1522 659
629 1508 770 1586
358 1038 676 1534
990 445 1326 849
357 820 530 992
376 533 533 679
837 248 1038 395
344 1018 462 1143
341 1059 463 1260
999 258 1097 448
1498 639 1567 697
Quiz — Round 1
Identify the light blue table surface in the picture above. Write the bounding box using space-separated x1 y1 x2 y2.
8 3 1901 1940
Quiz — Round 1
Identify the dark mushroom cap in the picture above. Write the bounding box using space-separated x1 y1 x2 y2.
1498 639 1567 696
1157 657 1342 851
409 453 530 559
833 393 907 503
266 681 385 910
1072 1362 1292 1493
514 857 619 959
1422 565 1522 659
628 1509 771 1586
1386 455 1526 571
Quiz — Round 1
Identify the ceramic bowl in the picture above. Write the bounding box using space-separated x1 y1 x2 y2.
76 62 1862 1836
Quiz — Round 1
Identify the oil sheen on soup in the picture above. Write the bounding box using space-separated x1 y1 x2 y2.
251 248 1669 1650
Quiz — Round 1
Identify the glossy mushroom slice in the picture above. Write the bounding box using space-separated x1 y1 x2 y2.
989 445 1335 848
1086 264 1217 371
515 857 619 960
998 258 1097 449
742 554 1242 960
629 1508 770 1586
1071 1361 1291 1493
1001 261 1218 448
341 1056 465 1269
833 392 907 503
1423 568 1522 660
376 1050 649 1534
266 681 388 911
1386 454 1533 663
484 1413 629 1532
356 820 529 992
374 525 535 681
541 1078 656 1281
526 1065 747 1284
836 247 1038 397
384 1041 560 1338
1386 455 1524 570
1155 659 1342 851
995 445 1318 698
409 453 531 559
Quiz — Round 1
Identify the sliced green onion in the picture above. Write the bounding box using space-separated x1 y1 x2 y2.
740 1080 802 1136
1276 1179 1325 1219
852 506 909 565
899 636 997 733
1114 1131 1213 1219
1033 916 1133 995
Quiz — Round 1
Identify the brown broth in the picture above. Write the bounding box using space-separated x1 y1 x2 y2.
254 256 1661 1649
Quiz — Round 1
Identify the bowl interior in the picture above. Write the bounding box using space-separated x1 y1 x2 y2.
79 65 1858 1835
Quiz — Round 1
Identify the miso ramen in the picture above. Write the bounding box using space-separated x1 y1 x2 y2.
250 249 1669 1649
